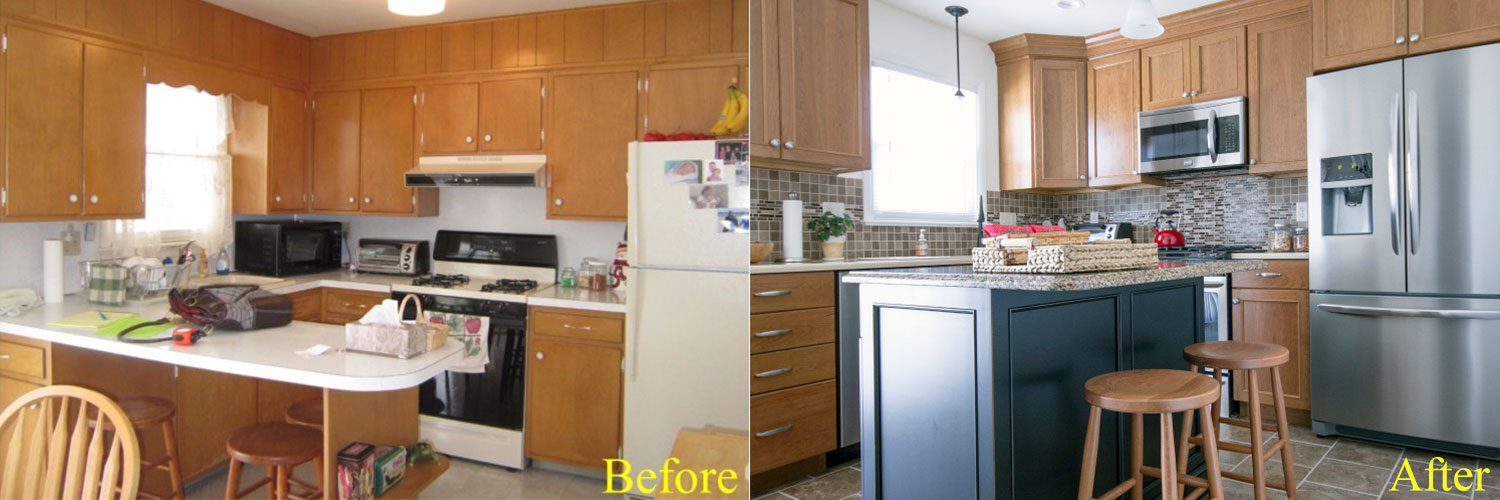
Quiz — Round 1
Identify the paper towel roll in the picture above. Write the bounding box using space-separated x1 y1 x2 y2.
782 199 804 263
43 239 63 304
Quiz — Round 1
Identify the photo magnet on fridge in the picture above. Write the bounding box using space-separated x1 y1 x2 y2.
701 159 727 183
734 161 749 187
718 208 749 233
664 159 702 184
715 140 747 163
689 184 728 209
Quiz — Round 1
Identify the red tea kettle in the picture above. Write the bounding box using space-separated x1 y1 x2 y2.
1153 210 1186 247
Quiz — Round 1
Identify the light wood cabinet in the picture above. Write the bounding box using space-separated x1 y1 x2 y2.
82 43 147 218
993 35 1090 191
1231 287 1311 410
748 273 837 478
418 83 480 153
478 76 545 153
1407 0 1500 55
268 87 309 212
311 90 363 213
1247 13 1312 177
750 0 869 173
1311 0 1408 72
359 87 418 214
525 308 624 470
645 64 740 136
1141 28 1245 111
1087 51 1162 189
546 69 638 221
1140 39 1191 111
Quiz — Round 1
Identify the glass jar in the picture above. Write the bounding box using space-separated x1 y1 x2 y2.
1268 223 1293 252
560 267 577 288
586 262 610 291
1292 227 1310 253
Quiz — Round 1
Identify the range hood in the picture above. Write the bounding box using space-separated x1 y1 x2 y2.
405 155 546 187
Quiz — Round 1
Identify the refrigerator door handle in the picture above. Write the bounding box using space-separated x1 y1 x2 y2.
1405 89 1421 255
1316 303 1500 320
1388 92 1403 256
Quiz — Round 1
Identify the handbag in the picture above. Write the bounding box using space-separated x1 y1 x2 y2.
119 285 293 343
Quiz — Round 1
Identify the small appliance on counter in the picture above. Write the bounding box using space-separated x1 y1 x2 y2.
1071 222 1134 242
1152 210 1186 247
234 220 344 277
356 239 430 276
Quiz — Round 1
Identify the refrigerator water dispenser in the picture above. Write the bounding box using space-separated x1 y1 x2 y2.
1320 153 1374 235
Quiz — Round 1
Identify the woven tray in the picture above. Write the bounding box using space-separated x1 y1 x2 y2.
973 243 1159 274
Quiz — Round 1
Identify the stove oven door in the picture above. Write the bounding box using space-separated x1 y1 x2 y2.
417 312 527 431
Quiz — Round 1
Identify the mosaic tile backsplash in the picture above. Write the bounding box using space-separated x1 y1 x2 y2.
750 167 1307 261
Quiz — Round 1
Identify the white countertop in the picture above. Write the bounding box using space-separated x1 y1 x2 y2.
1229 252 1308 260
526 285 627 313
0 294 463 392
750 255 972 274
237 270 626 312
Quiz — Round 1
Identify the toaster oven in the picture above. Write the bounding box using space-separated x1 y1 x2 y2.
356 239 430 276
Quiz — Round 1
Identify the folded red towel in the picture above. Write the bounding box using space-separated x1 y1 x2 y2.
982 224 1068 237
1029 225 1066 233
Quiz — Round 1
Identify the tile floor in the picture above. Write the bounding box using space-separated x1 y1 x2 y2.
754 423 1500 500
181 457 612 499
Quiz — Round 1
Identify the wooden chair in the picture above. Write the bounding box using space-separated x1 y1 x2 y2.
94 395 185 500
224 422 323 500
1078 369 1225 500
0 385 141 500
1183 341 1298 500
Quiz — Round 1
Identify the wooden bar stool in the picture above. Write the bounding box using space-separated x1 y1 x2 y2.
94 395 185 500
284 398 323 429
1183 341 1297 500
224 422 323 500
1078 369 1225 500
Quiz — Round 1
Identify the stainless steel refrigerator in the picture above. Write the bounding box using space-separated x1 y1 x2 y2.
1308 42 1500 459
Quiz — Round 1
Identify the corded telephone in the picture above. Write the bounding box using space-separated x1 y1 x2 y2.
0 288 41 317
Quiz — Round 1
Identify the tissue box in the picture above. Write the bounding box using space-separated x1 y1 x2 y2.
337 442 376 500
372 446 407 495
344 322 429 359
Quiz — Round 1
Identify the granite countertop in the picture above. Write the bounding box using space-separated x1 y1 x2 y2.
843 260 1268 291
751 255 972 274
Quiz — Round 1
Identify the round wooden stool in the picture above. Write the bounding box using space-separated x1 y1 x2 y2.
224 422 323 500
94 395 184 500
1078 369 1226 500
284 398 323 429
1183 341 1297 500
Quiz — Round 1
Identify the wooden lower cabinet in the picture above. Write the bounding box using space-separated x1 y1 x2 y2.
750 380 835 474
525 307 625 470
286 288 325 322
749 272 839 479
1231 281 1311 411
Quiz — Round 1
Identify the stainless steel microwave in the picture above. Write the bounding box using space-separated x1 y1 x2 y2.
1138 96 1246 174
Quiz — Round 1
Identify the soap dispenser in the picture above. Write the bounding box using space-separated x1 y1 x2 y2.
916 229 930 256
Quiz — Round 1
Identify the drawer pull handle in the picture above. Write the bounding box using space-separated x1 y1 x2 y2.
754 367 792 378
754 424 793 438
753 290 791 297
753 329 792 338
1255 272 1282 278
562 324 593 331
0 355 9 360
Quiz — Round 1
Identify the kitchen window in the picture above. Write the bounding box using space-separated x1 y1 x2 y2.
101 84 234 257
865 62 982 226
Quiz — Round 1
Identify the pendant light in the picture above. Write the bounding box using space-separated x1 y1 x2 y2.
1120 0 1164 40
389 0 445 17
945 6 968 98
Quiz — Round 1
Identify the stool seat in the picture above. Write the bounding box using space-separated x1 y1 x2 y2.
226 423 322 467
1084 369 1220 413
1183 341 1289 370
285 398 324 429
92 395 175 430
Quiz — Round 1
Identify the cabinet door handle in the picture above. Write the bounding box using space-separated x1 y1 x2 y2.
1255 272 1281 278
784 141 795 149
1232 298 1241 305
347 197 356 204
1191 90 1199 97
0 355 10 360
68 193 79 203
1410 33 1420 42
1182 91 1189 98
562 323 593 331
1079 175 1086 181
754 424 793 438
274 195 282 203
465 135 474 144
1249 158 1257 165
1396 35 1407 44
554 198 563 206
769 138 781 147
364 197 372 204
753 329 792 338
89 195 99 204
484 134 492 143
753 290 791 297
535 352 544 360
754 367 792 378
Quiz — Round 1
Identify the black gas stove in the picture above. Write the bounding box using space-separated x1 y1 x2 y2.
480 279 538 294
410 273 470 288
1157 245 1261 261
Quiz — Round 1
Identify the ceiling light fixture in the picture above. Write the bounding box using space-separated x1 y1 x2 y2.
388 0 445 17
1120 0 1164 39
945 5 968 99
1057 0 1085 9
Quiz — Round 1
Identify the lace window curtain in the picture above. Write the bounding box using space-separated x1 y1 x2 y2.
102 84 234 258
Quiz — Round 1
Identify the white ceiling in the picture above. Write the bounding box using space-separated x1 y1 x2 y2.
204 0 632 37
878 0 1222 42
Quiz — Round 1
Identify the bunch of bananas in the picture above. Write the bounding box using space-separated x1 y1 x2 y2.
709 85 749 136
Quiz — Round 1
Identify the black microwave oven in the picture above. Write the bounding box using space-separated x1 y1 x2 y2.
234 220 344 276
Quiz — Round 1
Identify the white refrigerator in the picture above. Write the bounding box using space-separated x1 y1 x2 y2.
623 140 750 496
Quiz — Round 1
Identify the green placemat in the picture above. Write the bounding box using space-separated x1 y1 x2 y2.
96 318 173 339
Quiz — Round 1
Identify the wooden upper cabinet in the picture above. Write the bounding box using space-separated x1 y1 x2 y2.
1032 60 1088 189
525 337 623 469
646 64 740 136
1189 27 1247 103
479 77 545 153
359 87 417 214
82 44 146 218
1088 51 1159 189
547 70 638 221
1406 0 1500 55
602 4 646 61
1140 39 1191 111
419 83 480 154
764 0 869 172
564 9 606 63
1312 0 1408 72
311 90 362 212
3 26 85 219
748 0 781 160
268 87 309 212
1247 13 1312 177
1231 288 1311 410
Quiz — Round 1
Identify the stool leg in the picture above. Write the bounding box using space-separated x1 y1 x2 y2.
1248 371 1267 500
160 419 184 500
1176 407 1193 500
1131 413 1144 500
276 466 289 500
267 467 276 500
1210 368 1224 430
1077 405 1102 500
224 459 242 500
1160 413 1179 500
1198 404 1226 500
1272 366 1298 499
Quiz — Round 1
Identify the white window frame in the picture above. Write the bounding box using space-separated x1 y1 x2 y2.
863 59 983 227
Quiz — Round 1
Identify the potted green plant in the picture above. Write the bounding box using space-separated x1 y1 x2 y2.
807 211 855 260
